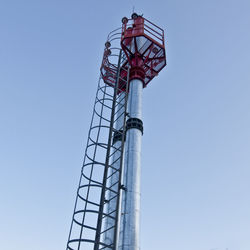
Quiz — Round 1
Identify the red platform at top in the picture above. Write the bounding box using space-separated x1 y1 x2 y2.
121 14 166 87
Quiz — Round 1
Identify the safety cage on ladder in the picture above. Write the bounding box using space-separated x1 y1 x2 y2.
66 27 130 250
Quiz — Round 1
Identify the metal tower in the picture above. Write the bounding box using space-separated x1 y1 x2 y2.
66 13 166 250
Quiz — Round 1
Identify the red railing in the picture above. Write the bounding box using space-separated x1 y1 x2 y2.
121 16 165 48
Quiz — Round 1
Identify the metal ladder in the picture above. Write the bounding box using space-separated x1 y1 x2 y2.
67 40 130 250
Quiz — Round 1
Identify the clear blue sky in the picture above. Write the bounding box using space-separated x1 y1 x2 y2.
0 0 250 249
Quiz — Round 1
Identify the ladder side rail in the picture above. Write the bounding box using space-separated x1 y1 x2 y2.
66 75 104 249
94 50 123 250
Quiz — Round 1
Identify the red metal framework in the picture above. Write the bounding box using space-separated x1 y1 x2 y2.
100 27 129 94
101 13 166 90
121 14 166 87
100 44 128 93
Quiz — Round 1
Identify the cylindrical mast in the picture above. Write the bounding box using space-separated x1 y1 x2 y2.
120 79 143 250
104 92 126 246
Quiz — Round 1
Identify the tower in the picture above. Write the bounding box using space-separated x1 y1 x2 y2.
66 13 166 250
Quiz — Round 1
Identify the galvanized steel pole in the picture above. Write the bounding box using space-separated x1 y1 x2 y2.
120 79 143 250
104 92 126 247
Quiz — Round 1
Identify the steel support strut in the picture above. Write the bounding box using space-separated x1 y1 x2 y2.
103 93 125 247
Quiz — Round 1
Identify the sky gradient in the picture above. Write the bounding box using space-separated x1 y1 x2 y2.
0 0 250 249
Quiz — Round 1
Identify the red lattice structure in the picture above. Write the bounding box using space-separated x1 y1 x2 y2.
100 38 128 94
100 13 166 93
120 13 166 87
100 42 117 88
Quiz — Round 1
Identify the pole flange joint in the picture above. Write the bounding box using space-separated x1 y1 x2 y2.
113 129 126 145
126 118 143 134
